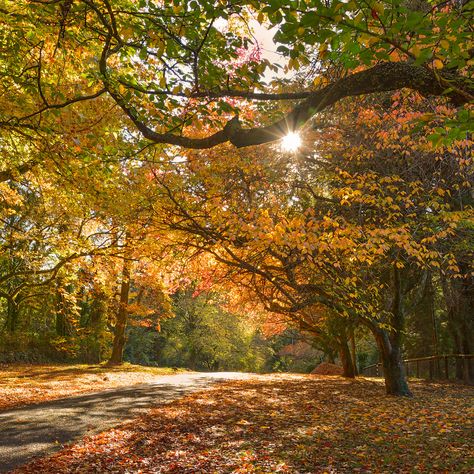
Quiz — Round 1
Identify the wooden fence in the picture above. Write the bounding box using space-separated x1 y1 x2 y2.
361 354 474 382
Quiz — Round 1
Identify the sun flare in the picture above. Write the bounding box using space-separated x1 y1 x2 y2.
281 132 302 152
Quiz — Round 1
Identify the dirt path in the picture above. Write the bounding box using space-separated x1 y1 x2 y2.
0 372 254 472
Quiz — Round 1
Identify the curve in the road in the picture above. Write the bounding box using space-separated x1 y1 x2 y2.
0 372 254 473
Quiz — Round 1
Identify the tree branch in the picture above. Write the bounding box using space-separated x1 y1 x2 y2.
110 62 472 149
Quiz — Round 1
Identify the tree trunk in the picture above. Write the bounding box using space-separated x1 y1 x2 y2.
6 298 19 333
349 328 358 376
366 265 412 396
55 283 67 337
89 293 108 363
338 338 356 378
188 346 198 371
375 331 412 396
107 259 131 366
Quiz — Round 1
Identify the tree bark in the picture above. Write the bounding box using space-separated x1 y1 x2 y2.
365 265 412 396
55 280 68 337
375 331 412 396
441 270 474 384
110 61 473 149
6 298 18 333
349 328 358 376
339 338 356 378
107 259 131 366
88 292 108 363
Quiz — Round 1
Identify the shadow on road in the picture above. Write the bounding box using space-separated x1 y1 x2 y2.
0 373 239 472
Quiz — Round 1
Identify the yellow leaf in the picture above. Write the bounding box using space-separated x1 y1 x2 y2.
372 3 384 16
313 76 323 87
440 39 450 49
411 45 421 58
121 27 134 40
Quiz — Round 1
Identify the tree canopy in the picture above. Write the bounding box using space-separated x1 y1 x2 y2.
0 0 473 397
0 0 472 156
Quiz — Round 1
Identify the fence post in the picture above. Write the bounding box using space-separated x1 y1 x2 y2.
436 356 441 378
361 354 472 381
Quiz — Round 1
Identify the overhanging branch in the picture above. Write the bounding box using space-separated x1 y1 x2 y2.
111 61 472 149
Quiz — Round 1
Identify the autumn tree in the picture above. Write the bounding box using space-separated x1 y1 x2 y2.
0 0 472 388
140 84 472 395
0 0 471 160
319 93 473 383
0 171 123 333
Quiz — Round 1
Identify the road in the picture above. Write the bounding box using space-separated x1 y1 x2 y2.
0 372 253 472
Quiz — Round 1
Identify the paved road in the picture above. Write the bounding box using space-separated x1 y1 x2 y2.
0 372 254 472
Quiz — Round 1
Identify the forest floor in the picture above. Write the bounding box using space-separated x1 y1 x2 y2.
0 363 188 411
9 374 474 474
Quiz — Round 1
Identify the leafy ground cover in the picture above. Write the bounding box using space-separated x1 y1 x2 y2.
13 375 473 473
0 364 186 411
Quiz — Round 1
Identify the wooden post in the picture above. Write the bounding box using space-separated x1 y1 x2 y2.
444 355 449 380
436 356 441 379
416 360 420 378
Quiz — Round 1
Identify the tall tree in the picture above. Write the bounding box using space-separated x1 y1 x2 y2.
144 91 472 395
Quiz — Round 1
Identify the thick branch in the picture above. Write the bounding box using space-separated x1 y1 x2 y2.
112 62 472 149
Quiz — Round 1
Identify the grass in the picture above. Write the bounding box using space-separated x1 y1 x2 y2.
12 374 474 473
0 363 188 411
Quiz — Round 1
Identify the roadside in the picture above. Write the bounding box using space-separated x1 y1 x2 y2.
0 372 255 472
0 363 188 411
11 375 474 474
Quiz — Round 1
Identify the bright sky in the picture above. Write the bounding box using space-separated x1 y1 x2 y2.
216 16 290 82
250 20 290 82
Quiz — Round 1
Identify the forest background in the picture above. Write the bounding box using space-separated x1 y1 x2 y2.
0 0 472 397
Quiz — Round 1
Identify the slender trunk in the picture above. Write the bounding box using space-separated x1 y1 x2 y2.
338 338 356 378
89 293 107 363
188 341 198 371
6 298 19 333
55 313 67 336
107 259 131 366
453 329 464 380
375 331 412 396
382 265 411 396
366 265 412 396
55 282 67 336
349 328 358 376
